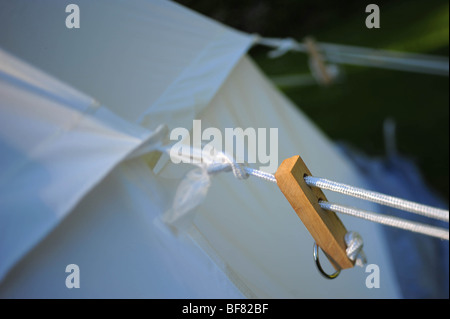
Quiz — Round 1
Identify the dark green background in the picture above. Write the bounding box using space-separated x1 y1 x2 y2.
176 0 449 201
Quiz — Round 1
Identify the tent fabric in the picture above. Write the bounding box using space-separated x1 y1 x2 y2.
0 48 155 283
159 56 400 298
0 47 244 298
0 0 404 297
0 0 254 129
0 53 400 298
0 0 254 286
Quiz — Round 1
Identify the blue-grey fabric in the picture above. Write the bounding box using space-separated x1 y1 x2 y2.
339 144 449 298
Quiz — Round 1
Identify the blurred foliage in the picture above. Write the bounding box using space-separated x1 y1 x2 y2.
175 0 449 201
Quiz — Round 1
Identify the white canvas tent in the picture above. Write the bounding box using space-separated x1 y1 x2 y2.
0 0 410 298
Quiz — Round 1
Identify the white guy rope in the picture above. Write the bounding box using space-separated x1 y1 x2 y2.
254 36 449 76
230 164 448 240
319 201 449 241
159 145 448 240
304 176 449 222
244 167 277 183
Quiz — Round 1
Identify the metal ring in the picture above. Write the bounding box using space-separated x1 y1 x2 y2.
313 242 340 279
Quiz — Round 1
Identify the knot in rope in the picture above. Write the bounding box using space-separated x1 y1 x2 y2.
205 152 249 180
344 231 367 267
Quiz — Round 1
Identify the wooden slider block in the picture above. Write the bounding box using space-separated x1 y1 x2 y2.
275 155 354 270
304 36 333 86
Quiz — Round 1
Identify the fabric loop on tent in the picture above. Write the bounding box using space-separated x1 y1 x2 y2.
259 37 304 58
